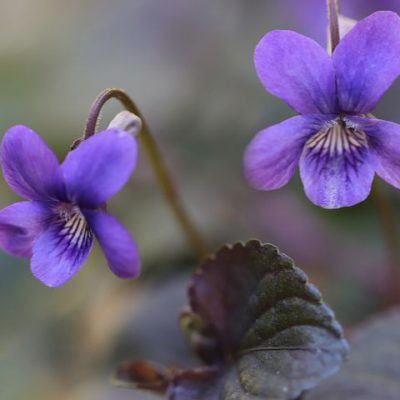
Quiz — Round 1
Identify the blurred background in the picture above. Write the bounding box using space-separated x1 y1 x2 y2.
1 1 400 399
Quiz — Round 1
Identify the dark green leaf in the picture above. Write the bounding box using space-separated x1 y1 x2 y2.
305 308 400 400
113 241 348 400
179 240 349 399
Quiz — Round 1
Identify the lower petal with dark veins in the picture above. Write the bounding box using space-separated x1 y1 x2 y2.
300 119 376 208
31 207 93 287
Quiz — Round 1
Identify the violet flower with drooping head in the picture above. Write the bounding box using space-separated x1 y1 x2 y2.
0 125 140 287
244 11 400 208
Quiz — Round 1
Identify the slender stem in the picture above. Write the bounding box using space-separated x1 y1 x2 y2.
327 0 340 51
371 182 400 304
76 88 208 259
371 182 399 269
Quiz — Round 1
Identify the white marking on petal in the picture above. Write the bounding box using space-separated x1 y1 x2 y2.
55 205 93 261
305 119 368 159
303 118 370 182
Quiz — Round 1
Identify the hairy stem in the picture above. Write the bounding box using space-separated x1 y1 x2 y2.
327 0 340 51
76 88 208 258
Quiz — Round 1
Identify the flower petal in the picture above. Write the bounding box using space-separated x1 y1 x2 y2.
31 210 94 287
254 30 337 114
244 115 329 190
62 129 137 208
299 121 376 208
350 117 400 189
84 210 140 279
0 201 49 257
333 11 400 113
1 125 65 201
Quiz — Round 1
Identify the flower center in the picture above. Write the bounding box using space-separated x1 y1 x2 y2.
56 205 93 249
304 120 368 158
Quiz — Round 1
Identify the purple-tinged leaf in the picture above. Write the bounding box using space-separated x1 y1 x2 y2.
182 241 349 399
113 241 348 400
180 308 223 365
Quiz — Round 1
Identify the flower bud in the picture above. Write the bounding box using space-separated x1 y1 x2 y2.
108 111 142 136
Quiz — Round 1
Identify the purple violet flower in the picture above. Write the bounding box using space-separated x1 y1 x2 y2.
0 125 140 287
244 11 400 208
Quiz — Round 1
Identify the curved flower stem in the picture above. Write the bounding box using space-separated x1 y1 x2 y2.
76 88 208 259
327 0 340 51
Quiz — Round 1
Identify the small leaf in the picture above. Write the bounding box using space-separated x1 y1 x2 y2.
305 308 400 399
181 240 349 399
113 360 173 393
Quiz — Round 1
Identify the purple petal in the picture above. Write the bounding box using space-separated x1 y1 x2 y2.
84 210 140 279
254 30 337 114
1 126 65 201
62 129 137 208
244 115 329 190
31 210 93 287
350 116 400 189
0 201 49 257
299 120 376 208
333 11 400 113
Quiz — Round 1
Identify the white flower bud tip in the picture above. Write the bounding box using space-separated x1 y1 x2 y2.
108 111 142 137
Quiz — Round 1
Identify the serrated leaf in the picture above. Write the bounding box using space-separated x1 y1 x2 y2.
180 308 223 365
179 240 349 399
113 241 348 400
305 308 400 400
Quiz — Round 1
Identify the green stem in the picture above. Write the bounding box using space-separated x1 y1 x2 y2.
327 0 340 51
75 88 208 259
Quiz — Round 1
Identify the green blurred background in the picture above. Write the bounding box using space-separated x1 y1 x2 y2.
1 1 400 399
